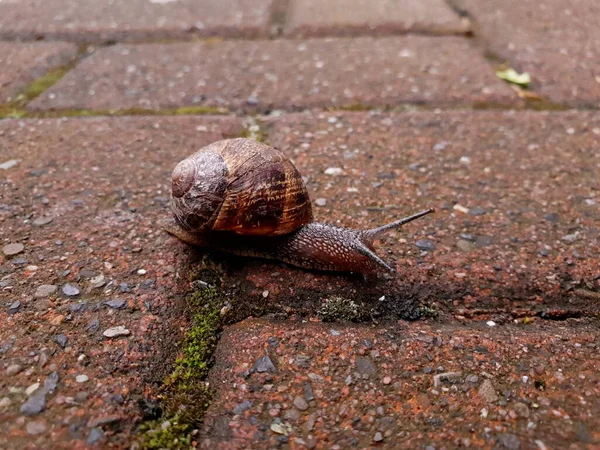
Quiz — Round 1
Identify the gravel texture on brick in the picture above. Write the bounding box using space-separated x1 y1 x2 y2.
28 37 518 112
0 0 275 42
455 0 600 106
285 0 469 37
0 42 77 103
264 110 600 316
0 116 243 448
201 318 599 449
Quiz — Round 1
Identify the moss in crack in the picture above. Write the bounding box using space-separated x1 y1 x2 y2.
239 126 267 144
139 418 192 450
317 296 361 322
18 66 72 104
139 267 227 449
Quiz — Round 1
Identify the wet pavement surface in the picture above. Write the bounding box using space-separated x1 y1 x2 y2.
0 42 77 103
285 0 468 37
202 318 599 450
29 37 516 113
0 0 276 42
0 0 599 448
454 0 600 106
0 117 243 448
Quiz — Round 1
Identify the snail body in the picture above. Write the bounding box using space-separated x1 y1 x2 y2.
163 138 434 274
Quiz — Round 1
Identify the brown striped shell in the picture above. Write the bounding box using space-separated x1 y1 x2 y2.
170 138 313 236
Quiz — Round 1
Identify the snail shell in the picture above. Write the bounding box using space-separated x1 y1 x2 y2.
171 138 313 236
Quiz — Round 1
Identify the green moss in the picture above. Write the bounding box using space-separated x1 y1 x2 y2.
317 296 361 322
336 103 375 112
239 126 267 143
19 66 72 103
0 105 27 119
173 106 228 115
139 267 227 449
417 305 439 318
139 418 192 450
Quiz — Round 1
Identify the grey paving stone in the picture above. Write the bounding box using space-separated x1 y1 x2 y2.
0 0 275 43
455 0 600 106
29 37 517 112
285 0 469 37
0 42 77 103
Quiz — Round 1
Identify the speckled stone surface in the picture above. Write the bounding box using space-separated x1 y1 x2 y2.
285 0 469 37
263 110 600 317
28 37 518 113
0 0 276 42
454 0 600 106
1 112 599 448
0 42 77 103
201 317 599 449
0 117 243 448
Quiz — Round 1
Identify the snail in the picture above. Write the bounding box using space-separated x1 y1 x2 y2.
161 138 434 274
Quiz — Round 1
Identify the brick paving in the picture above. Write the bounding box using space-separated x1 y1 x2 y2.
0 0 599 449
0 116 243 449
29 37 516 113
0 42 77 103
202 318 599 449
454 0 600 106
285 0 469 37
0 0 276 42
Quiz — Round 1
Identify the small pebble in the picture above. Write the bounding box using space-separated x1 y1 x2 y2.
0 159 20 170
86 319 100 333
62 284 80 297
33 217 53 227
34 285 57 298
355 356 377 378
315 198 327 206
253 355 276 373
233 400 252 415
25 383 40 396
469 207 487 216
486 321 496 327
478 379 499 403
415 239 436 251
373 432 384 442
26 420 47 435
6 364 22 376
86 427 104 445
324 167 343 176
103 326 130 338
293 396 308 411
383 376 392 385
54 334 68 348
7 301 21 314
137 269 147 275
105 299 127 309
76 374 89 383
453 204 470 214
2 243 24 256
466 375 479 384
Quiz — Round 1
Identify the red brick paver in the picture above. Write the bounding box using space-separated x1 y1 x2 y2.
0 0 276 43
0 117 243 448
265 110 600 316
28 37 517 113
202 318 599 449
285 0 469 37
0 42 77 103
455 0 600 106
